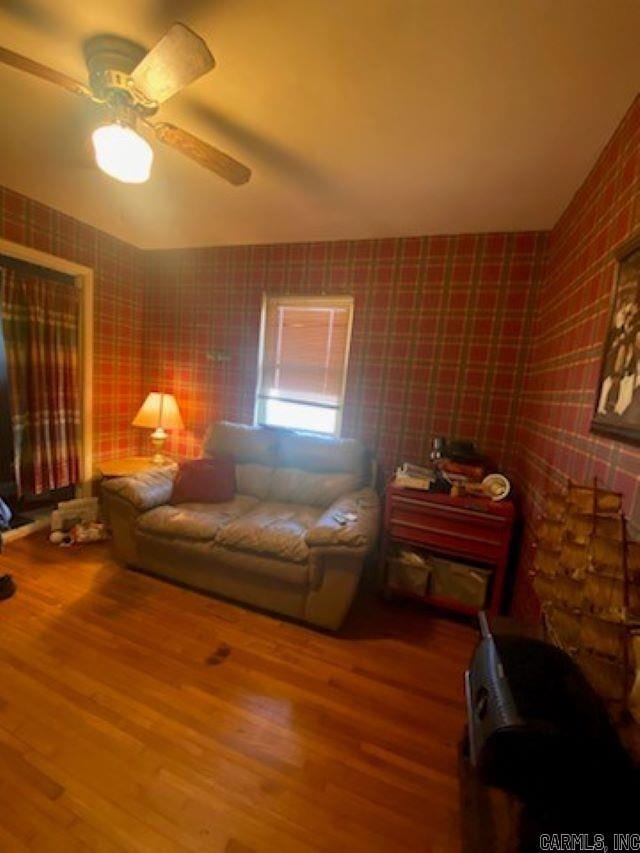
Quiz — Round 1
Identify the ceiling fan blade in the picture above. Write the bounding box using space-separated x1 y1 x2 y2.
152 122 251 185
0 45 92 99
130 23 214 104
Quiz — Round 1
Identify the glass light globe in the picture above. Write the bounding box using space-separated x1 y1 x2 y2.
91 123 153 184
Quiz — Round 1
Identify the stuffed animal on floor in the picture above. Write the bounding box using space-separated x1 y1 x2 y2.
49 521 108 546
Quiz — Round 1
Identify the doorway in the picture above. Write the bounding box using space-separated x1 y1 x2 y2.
0 238 94 528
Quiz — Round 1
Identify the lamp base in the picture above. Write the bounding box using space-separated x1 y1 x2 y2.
149 428 168 465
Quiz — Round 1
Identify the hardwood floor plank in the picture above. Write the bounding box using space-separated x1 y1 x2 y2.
0 535 477 851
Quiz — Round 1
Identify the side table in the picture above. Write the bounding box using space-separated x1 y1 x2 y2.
97 456 173 479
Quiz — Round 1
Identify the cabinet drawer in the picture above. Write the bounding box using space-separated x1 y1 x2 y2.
389 494 506 559
388 521 502 562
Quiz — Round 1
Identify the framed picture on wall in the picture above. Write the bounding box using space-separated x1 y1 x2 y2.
591 234 640 445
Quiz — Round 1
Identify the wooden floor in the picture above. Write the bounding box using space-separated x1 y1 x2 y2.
0 534 477 852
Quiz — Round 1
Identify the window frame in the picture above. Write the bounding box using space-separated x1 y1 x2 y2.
254 293 355 437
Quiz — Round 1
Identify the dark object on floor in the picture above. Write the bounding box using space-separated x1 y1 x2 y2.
0 574 16 600
461 613 639 851
206 643 231 665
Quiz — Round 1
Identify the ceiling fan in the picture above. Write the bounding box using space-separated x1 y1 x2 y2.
0 23 251 186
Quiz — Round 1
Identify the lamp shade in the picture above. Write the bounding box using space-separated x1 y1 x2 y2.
132 392 184 431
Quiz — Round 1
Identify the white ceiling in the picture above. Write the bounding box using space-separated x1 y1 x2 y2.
0 0 638 249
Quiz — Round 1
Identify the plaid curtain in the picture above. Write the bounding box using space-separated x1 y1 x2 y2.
0 266 81 496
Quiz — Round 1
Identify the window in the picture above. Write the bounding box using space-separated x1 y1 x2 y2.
255 295 354 436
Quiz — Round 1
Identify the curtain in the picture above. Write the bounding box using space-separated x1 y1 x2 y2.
0 265 80 496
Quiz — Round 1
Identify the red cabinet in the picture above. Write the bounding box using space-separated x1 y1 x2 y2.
380 484 516 617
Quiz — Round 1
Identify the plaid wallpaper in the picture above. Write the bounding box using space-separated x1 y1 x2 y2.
0 186 145 464
144 231 547 476
511 95 640 620
4 94 638 626
0 184 548 483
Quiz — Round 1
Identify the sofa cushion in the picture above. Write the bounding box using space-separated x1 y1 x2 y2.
277 431 366 479
235 463 274 501
133 534 317 589
269 467 361 507
171 454 236 505
204 421 278 467
137 495 258 542
215 501 322 563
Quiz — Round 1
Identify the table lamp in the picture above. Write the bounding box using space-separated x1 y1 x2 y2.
132 392 184 463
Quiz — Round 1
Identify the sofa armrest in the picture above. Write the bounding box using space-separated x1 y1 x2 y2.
305 488 380 550
101 466 177 512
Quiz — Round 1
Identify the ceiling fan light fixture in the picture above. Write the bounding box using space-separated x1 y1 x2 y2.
91 122 153 184
1 30 251 187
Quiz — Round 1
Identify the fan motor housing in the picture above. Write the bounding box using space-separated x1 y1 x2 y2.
83 35 157 114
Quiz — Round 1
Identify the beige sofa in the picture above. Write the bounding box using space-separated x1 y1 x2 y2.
101 422 380 629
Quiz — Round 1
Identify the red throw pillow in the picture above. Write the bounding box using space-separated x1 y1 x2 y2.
170 454 236 504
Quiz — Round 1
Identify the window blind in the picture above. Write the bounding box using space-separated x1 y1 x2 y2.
256 296 354 435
